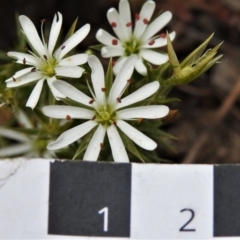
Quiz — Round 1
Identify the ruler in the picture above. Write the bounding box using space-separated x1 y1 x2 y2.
0 159 240 239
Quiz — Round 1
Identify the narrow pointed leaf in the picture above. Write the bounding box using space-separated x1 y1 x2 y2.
118 129 145 163
64 17 78 41
89 44 105 51
105 58 113 97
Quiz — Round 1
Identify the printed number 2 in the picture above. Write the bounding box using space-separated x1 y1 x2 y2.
98 207 109 232
179 208 196 232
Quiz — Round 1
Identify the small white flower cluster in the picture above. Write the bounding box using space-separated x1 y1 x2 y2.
5 0 173 162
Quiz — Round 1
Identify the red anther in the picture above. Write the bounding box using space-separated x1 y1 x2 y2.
111 22 117 28
135 14 140 20
92 115 96 120
113 121 117 126
23 58 26 64
126 22 132 27
13 77 16 82
159 33 166 38
89 99 95 104
117 97 121 103
143 18 149 24
112 39 118 45
24 46 29 51
100 143 104 149
127 79 132 83
61 46 65 50
112 61 116 66
41 19 46 23
66 115 71 120
148 40 155 46
31 68 36 72
43 55 47 60
101 88 107 92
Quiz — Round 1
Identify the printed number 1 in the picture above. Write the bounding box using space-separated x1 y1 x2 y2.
98 207 109 232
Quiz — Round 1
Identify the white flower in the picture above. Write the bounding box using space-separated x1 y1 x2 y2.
0 110 53 158
96 0 176 76
42 55 169 162
5 12 90 109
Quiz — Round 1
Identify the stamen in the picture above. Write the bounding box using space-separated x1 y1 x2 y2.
135 14 140 20
143 18 149 24
61 46 65 50
111 22 117 28
112 39 118 45
112 61 116 66
41 19 46 23
31 67 36 72
138 118 143 123
89 99 95 104
148 40 155 46
113 121 117 126
127 79 132 83
43 55 47 60
23 58 26 64
66 115 71 120
24 46 29 51
126 22 132 27
100 143 104 149
159 33 166 38
101 88 107 92
117 97 121 103
92 115 96 120
12 77 16 82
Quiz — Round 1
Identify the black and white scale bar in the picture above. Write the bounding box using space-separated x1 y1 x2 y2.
0 159 240 239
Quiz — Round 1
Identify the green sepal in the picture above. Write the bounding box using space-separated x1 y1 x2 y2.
180 33 214 68
89 44 104 51
61 97 93 110
105 58 113 97
167 32 180 75
118 129 145 163
72 126 98 160
64 17 78 41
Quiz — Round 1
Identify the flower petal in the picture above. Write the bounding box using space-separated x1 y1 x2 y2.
133 1 155 38
113 56 128 75
116 81 159 110
48 12 62 55
134 58 147 76
7 52 39 66
26 78 45 109
54 23 90 61
5 67 33 82
140 49 168 65
142 31 176 48
47 120 97 150
141 11 172 41
107 124 129 162
19 15 47 56
83 124 106 161
116 120 157 150
52 80 92 106
101 46 124 58
0 143 32 157
6 72 43 88
107 8 128 41
119 0 132 38
0 127 29 142
43 105 94 119
117 105 169 119
108 55 137 104
58 54 88 66
88 55 105 105
47 77 66 100
55 66 84 78
96 29 120 46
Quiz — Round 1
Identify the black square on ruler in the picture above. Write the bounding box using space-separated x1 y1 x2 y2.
214 165 240 237
48 161 131 237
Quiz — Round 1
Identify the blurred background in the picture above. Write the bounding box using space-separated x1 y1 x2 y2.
0 0 239 164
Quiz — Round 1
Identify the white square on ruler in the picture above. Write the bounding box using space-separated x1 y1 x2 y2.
130 164 213 239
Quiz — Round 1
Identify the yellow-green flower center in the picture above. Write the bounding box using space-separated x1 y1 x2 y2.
40 57 57 77
123 37 142 56
96 105 116 126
